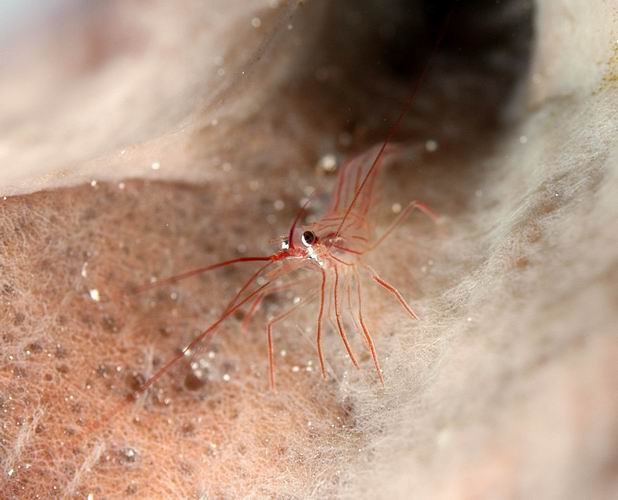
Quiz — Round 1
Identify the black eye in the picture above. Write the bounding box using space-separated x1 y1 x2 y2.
301 231 316 246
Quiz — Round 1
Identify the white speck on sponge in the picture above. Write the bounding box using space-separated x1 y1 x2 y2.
318 154 338 173
425 139 439 152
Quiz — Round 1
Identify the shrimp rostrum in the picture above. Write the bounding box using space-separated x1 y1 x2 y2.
137 143 437 393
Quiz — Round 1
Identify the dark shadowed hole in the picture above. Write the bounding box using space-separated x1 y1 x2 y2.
290 0 535 151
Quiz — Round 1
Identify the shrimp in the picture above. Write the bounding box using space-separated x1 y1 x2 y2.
70 3 455 445
132 3 456 391
134 145 438 392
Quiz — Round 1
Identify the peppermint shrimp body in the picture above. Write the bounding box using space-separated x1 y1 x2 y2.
132 2 455 393
233 144 437 388
133 143 435 393
65 143 436 459
53 4 457 464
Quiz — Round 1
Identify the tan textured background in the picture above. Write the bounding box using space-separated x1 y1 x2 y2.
0 1 617 498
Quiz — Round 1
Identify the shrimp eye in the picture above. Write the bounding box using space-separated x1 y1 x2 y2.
281 238 290 250
301 230 316 246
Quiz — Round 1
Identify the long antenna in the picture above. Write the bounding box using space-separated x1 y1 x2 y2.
136 256 272 292
334 4 457 239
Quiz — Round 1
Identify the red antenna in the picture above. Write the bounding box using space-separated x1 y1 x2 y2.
287 197 314 249
334 4 457 239
136 256 273 292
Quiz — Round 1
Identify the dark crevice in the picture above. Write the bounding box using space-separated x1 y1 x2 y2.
285 0 535 154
